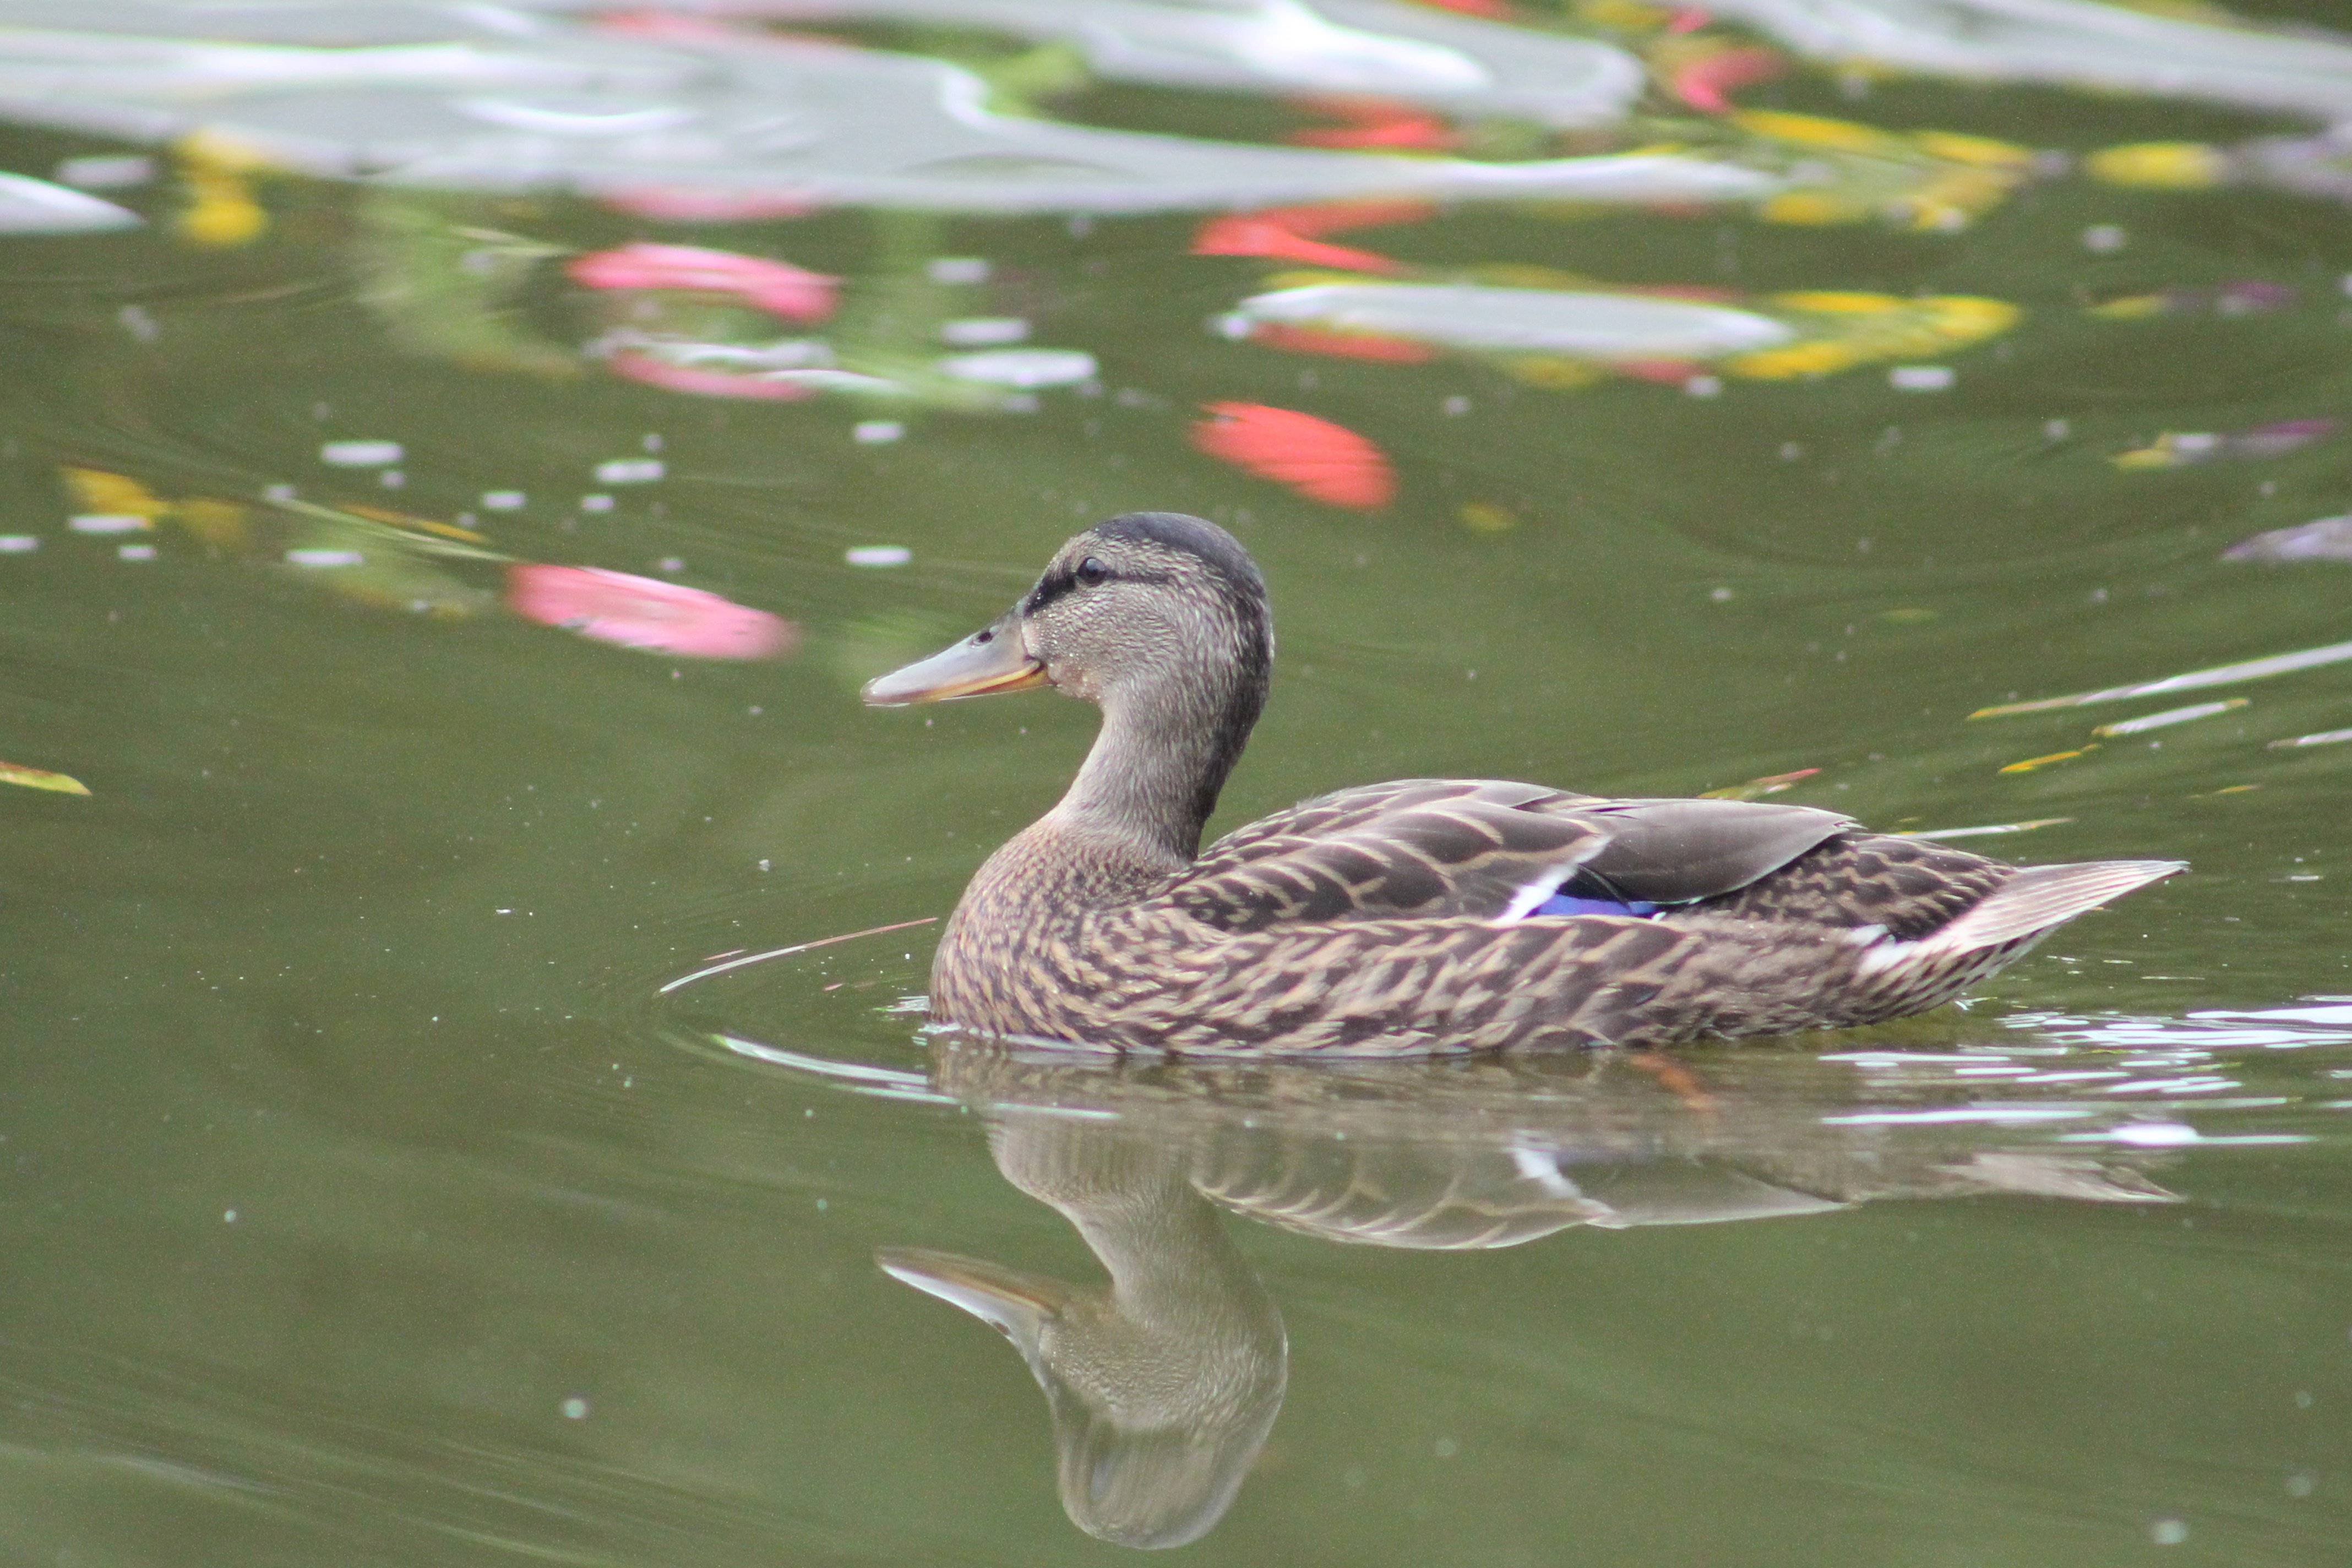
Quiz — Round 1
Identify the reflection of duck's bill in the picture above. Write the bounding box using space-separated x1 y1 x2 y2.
862 612 1048 705
876 1246 1073 1341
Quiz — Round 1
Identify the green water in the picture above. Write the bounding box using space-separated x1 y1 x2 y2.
6 10 2352 1562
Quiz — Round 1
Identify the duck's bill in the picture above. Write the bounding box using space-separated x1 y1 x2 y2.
861 612 1048 705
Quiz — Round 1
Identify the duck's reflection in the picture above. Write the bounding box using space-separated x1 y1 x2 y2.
881 1041 2170 1549
880 1121 1282 1549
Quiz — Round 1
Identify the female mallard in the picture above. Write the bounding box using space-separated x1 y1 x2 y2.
864 512 2181 1055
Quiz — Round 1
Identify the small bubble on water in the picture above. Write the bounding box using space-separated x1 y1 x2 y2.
2288 1472 2315 1498
223 1209 237 1223
928 257 990 284
1442 395 1471 416
1683 374 1723 398
117 543 156 562
580 494 616 513
595 459 664 484
641 433 663 453
656 557 683 573
941 317 1028 346
2083 224 2127 253
481 491 526 511
2149 1519 2187 1545
0 535 37 553
560 1397 589 1420
846 545 911 567
854 421 905 445
320 439 401 468
1889 365 1954 392
1433 1438 1458 1458
378 470 405 489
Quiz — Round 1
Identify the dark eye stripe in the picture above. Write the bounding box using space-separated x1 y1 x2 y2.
1024 567 1077 614
1021 560 1174 615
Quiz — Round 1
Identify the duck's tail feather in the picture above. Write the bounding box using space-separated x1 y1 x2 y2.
1929 859 2186 955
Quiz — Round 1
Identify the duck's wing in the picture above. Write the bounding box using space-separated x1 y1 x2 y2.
1571 798 1856 905
1173 781 1856 933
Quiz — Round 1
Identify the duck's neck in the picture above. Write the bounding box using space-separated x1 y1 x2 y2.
1052 662 1263 868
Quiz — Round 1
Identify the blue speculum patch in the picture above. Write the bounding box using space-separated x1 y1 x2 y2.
1533 892 1660 918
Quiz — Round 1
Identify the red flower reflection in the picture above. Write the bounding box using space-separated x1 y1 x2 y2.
1191 402 1396 509
1193 200 1435 276
1289 96 1459 151
1248 323 1435 362
568 243 839 322
508 565 798 659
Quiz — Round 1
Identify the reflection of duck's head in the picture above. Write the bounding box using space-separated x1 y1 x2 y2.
862 511 1271 857
879 1117 1285 1549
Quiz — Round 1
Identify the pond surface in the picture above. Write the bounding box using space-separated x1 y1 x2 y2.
4 2 2352 1562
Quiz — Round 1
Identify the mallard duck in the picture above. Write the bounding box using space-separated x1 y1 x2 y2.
863 512 2181 1054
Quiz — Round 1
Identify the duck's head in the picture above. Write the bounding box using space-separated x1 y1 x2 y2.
862 511 1271 711
862 511 1275 857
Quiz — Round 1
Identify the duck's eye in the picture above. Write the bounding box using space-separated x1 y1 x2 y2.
1075 557 1109 588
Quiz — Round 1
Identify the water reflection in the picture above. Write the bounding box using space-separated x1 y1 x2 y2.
0 2 1772 213
876 1033 2177 1548
879 1122 1284 1549
12 0 2352 1558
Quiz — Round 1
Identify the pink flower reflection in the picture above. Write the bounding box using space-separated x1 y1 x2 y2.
568 243 839 322
508 565 798 659
608 349 818 400
1670 47 1783 113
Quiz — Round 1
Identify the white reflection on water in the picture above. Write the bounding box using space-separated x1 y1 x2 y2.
1703 0 2352 117
0 1 1771 213
1224 281 1797 361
